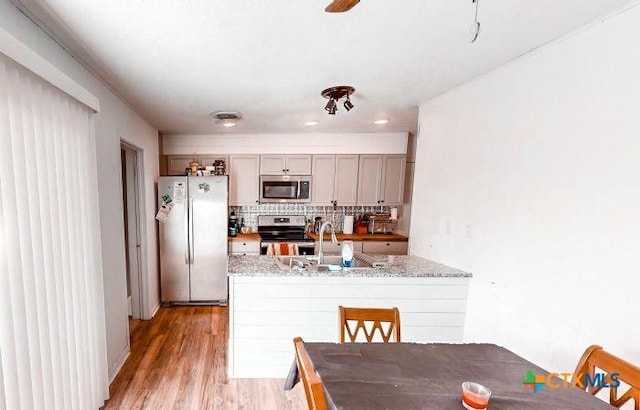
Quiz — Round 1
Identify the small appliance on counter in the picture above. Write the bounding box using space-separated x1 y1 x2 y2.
343 215 354 235
228 211 238 237
354 214 369 234
367 213 398 234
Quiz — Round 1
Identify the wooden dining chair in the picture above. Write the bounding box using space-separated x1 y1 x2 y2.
573 345 640 409
339 306 401 343
293 337 328 410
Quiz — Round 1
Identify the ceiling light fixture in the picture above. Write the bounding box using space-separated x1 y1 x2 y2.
343 95 354 111
305 121 319 126
374 119 389 125
325 98 337 115
321 86 355 115
210 111 242 127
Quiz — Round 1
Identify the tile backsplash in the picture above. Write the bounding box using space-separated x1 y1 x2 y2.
230 204 394 232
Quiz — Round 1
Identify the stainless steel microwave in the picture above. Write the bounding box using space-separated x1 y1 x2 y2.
259 175 312 203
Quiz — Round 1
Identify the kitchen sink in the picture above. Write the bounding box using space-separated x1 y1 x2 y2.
275 255 372 270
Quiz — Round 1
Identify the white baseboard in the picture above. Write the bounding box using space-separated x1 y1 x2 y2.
150 303 161 319
108 347 130 384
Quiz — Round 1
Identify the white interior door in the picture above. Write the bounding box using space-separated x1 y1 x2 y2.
122 145 142 318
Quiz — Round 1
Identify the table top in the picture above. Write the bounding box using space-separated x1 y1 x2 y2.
303 343 614 410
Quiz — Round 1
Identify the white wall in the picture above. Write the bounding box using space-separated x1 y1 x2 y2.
411 4 640 373
0 1 160 381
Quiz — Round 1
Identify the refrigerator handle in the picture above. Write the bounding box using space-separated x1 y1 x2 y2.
189 196 195 264
184 200 189 265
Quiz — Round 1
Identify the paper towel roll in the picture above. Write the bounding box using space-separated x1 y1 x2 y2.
343 215 354 234
390 207 398 220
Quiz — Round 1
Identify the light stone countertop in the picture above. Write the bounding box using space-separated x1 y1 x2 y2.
227 255 471 278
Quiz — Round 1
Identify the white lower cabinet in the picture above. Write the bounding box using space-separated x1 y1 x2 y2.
228 275 470 378
228 241 260 256
362 241 408 255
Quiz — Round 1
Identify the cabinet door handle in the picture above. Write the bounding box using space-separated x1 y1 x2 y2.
189 197 195 264
242 242 247 246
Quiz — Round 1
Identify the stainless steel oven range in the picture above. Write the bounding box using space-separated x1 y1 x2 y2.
257 215 315 255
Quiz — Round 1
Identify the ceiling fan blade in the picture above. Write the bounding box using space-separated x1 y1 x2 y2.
325 0 360 13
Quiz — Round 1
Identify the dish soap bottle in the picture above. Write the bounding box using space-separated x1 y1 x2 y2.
342 241 354 268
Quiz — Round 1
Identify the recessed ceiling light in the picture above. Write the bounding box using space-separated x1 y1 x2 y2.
374 119 389 125
304 121 319 126
222 121 236 128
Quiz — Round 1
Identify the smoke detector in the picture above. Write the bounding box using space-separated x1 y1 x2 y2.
210 111 242 127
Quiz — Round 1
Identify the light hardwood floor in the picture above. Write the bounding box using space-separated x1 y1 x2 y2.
101 306 306 409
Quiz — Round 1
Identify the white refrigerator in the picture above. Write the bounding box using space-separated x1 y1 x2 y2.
158 176 228 304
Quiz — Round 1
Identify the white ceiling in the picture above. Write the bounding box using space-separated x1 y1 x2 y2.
17 0 633 134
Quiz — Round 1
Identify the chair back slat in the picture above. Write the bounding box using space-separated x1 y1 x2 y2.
294 337 328 410
573 345 640 409
339 306 401 343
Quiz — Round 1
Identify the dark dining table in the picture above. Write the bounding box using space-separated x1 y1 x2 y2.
285 343 615 410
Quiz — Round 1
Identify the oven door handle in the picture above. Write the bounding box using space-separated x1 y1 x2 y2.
260 242 316 248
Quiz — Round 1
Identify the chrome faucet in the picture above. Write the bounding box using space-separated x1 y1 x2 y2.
317 221 338 264
289 258 304 269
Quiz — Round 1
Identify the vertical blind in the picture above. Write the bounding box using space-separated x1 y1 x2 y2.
0 52 108 409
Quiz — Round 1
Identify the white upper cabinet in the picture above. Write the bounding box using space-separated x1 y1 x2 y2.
311 155 336 206
229 155 260 205
311 155 359 206
380 155 406 206
357 155 384 206
165 154 228 175
166 155 197 175
260 155 287 175
334 155 359 206
357 155 406 206
286 155 313 174
260 155 312 175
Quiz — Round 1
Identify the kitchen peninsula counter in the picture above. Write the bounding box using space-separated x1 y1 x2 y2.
307 232 408 242
227 254 470 278
227 233 260 242
227 255 472 378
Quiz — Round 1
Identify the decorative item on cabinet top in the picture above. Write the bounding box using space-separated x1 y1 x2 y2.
166 154 229 176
